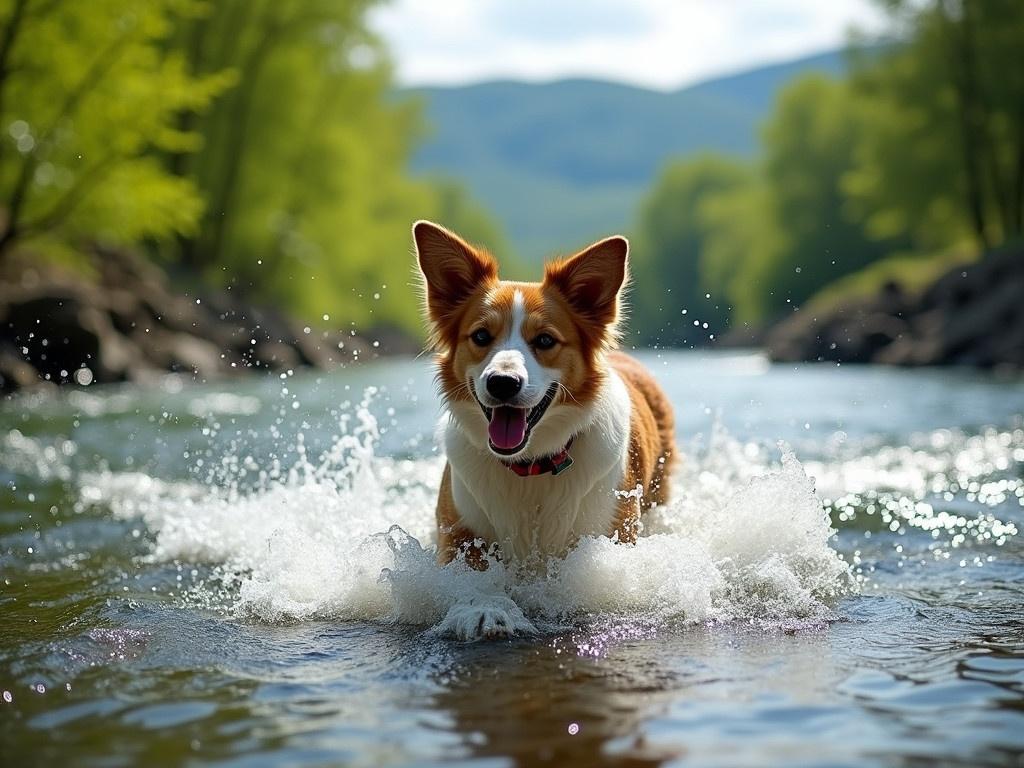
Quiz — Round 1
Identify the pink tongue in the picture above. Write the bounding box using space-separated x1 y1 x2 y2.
488 406 528 450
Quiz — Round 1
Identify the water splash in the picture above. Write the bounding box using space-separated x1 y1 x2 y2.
74 394 853 637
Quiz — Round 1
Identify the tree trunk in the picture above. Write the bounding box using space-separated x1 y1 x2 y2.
0 0 31 264
200 30 276 268
0 0 30 161
167 15 210 180
169 12 212 271
942 0 993 250
1012 102 1024 239
961 0 1015 242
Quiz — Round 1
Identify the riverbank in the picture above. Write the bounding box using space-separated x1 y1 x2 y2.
762 246 1024 370
0 247 419 394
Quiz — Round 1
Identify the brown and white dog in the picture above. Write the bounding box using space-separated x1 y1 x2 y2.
413 220 676 637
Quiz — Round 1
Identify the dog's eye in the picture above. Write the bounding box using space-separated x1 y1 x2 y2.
533 333 557 350
470 328 493 347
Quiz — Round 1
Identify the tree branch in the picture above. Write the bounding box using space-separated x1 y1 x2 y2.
200 4 334 266
940 0 992 249
0 23 133 253
17 154 117 237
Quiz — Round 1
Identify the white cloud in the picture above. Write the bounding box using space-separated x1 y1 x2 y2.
368 0 888 91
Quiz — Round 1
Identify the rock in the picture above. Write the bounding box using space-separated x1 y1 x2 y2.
1 293 104 383
0 244 419 394
765 292 912 364
765 247 1024 369
251 340 303 370
714 323 767 349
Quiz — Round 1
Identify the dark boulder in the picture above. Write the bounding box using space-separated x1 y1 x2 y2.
765 248 1024 369
0 245 418 393
766 281 913 364
0 289 151 384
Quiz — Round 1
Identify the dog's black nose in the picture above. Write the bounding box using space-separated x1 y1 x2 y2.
486 373 522 402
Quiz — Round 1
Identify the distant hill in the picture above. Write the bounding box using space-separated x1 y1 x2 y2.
404 49 849 259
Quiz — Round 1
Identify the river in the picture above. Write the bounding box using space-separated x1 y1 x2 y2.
2 350 1023 766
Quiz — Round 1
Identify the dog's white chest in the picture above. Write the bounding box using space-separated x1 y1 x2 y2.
442 373 631 561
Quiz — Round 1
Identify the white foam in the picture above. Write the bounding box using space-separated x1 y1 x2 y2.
74 399 854 639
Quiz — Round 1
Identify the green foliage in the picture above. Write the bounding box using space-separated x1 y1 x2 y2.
165 0 428 332
0 0 229 258
0 0 504 337
636 76 899 331
845 0 1024 250
633 0 1024 337
699 180 783 327
8 0 1022 344
630 154 749 343
751 75 900 320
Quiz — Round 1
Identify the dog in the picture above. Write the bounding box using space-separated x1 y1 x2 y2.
413 220 676 637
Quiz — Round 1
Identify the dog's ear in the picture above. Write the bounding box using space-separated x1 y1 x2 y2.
544 235 628 328
413 220 497 327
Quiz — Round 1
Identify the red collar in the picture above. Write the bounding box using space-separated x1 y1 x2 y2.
502 438 574 477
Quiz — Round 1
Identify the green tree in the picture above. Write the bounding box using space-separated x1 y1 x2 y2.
655 76 897 329
630 154 749 344
846 0 1024 249
0 0 229 262
636 3 1024 337
757 75 899 317
700 180 782 328
167 0 434 333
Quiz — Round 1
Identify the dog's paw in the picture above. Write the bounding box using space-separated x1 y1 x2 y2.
431 596 537 642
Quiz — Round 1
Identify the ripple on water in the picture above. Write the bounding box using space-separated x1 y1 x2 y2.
2 364 1023 767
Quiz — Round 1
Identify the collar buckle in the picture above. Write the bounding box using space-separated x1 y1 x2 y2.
502 438 574 477
549 455 573 476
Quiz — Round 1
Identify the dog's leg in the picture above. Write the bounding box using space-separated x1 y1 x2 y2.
647 450 673 509
436 464 491 570
431 465 535 641
611 489 642 544
438 524 492 571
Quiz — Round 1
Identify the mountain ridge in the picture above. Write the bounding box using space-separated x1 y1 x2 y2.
403 49 850 258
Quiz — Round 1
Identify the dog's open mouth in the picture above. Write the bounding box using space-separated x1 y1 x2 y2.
474 382 558 456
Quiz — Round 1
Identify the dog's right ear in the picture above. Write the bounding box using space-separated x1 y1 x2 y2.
413 220 497 327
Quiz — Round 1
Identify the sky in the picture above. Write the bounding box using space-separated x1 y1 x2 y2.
368 0 888 91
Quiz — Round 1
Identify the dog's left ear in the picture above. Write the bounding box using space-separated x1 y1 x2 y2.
544 235 628 327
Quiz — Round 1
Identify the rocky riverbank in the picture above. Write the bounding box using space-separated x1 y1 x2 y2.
0 247 419 394
764 247 1024 370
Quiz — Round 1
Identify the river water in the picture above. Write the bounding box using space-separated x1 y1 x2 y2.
2 351 1023 766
